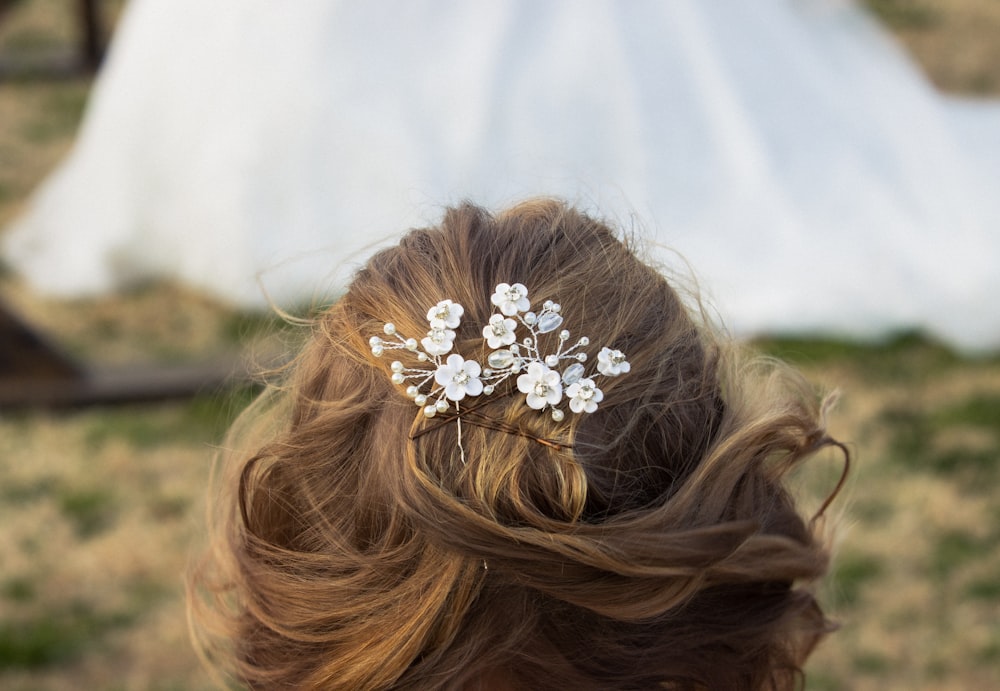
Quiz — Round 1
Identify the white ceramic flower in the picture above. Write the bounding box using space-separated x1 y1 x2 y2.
426 299 464 329
482 313 517 349
434 354 483 401
491 282 530 316
566 378 604 413
516 362 562 410
421 327 455 356
597 347 630 376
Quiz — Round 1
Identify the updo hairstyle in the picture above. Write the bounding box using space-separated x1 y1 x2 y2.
189 200 845 690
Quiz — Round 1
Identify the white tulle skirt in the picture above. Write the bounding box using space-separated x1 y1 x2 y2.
5 0 1000 349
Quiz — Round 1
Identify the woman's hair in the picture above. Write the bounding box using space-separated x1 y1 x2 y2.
189 199 846 690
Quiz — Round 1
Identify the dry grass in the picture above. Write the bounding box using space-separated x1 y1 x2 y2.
756 337 1000 690
2 333 998 690
0 406 220 690
1 2 998 689
864 0 1000 95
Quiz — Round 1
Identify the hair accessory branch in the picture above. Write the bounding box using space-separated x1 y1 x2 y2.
370 283 630 423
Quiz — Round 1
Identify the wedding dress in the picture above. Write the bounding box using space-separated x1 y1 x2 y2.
5 0 999 349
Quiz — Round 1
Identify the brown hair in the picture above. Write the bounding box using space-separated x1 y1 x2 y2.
189 200 846 690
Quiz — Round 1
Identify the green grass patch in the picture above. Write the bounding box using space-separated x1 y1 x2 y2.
2 578 36 603
967 71 998 96
853 651 890 674
831 553 883 607
181 384 259 444
935 395 1000 430
880 405 928 458
804 669 843 691
19 84 89 144
1 477 57 504
976 637 1000 665
852 498 893 523
929 530 997 581
222 309 288 344
753 330 967 382
881 392 1000 485
863 0 941 30
84 410 176 450
924 447 997 479
58 487 117 538
83 384 259 450
0 601 133 669
965 577 1000 602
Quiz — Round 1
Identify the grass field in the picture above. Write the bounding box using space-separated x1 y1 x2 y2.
1 1 999 689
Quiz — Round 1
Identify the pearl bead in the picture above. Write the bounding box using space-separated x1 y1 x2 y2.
414 394 427 405
371 345 384 357
384 323 396 335
391 361 404 372
405 385 419 398
423 405 436 418
436 399 449 412
551 409 565 422
390 372 405 385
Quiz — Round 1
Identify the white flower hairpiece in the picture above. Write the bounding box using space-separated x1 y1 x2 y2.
369 283 630 422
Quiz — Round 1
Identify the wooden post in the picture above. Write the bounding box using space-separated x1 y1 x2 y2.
0 301 253 408
78 0 104 72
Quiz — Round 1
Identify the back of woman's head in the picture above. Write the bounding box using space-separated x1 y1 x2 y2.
190 199 844 690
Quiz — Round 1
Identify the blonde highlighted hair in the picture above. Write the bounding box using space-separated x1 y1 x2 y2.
189 200 846 690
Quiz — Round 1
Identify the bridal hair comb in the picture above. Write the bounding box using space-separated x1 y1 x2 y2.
369 283 630 424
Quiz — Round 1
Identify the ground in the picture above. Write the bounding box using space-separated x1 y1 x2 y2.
0 1 998 689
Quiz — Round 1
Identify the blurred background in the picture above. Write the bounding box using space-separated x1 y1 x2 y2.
0 1 998 689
